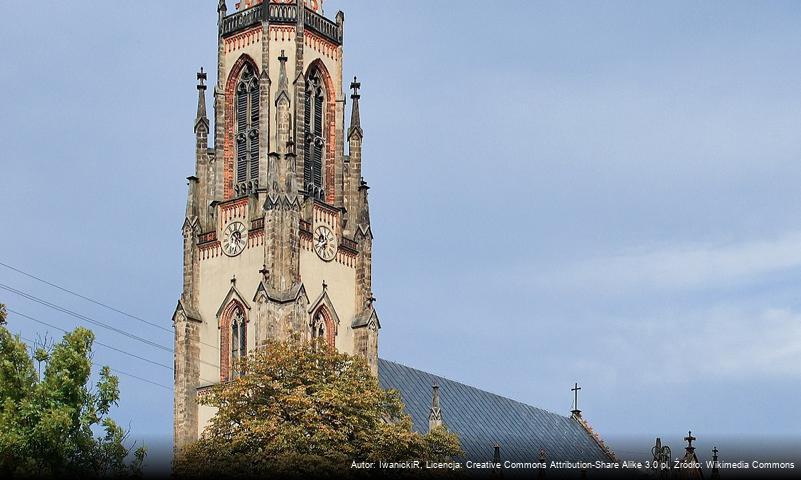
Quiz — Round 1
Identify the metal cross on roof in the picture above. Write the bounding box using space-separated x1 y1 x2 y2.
322 280 328 291
571 382 582 414
368 292 376 307
685 431 696 448
258 264 269 280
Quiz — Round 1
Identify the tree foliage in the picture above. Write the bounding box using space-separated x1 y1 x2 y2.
0 304 145 477
174 339 463 477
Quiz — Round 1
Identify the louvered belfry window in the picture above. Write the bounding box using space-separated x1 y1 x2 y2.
235 65 260 194
304 69 325 198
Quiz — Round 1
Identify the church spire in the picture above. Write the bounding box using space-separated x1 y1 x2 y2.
192 68 211 229
348 76 362 139
194 68 209 134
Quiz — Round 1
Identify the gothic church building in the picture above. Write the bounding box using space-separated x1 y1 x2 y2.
174 0 615 463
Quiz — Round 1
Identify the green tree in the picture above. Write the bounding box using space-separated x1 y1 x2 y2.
0 304 145 477
175 338 462 477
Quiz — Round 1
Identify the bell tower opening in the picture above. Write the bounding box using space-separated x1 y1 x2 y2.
234 64 260 194
304 66 327 199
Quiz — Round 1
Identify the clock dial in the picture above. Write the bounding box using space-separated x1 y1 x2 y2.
222 221 248 257
313 225 337 261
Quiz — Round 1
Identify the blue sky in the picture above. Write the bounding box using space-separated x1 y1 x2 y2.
2 0 801 463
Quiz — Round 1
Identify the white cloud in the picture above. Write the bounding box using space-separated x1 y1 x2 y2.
602 306 801 382
536 232 801 295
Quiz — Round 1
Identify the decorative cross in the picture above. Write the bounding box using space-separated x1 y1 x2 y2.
197 67 207 88
685 431 696 449
712 447 718 460
258 264 269 281
571 382 582 413
368 292 376 307
350 76 361 98
230 274 236 286
322 280 328 291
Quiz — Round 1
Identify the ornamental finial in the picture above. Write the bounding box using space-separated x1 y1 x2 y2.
570 382 582 416
684 431 696 451
197 67 207 90
350 76 361 99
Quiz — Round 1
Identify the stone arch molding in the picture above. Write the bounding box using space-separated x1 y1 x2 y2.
216 283 251 324
307 288 341 337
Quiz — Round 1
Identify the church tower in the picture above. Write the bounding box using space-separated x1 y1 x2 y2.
173 0 379 449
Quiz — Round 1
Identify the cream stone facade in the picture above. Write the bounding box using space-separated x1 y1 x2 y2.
173 0 378 450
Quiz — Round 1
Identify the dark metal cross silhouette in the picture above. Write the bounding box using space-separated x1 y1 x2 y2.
197 67 207 87
571 382 581 412
350 76 361 97
258 264 269 281
685 431 696 448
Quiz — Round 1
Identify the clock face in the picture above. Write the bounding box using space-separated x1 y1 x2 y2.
313 225 337 261
222 221 248 257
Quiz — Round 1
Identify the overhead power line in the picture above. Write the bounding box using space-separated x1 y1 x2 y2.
10 311 220 386
17 334 172 391
8 309 172 371
0 282 172 352
0 261 173 333
0 261 221 352
0 288 221 371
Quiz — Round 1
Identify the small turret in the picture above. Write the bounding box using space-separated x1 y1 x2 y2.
710 447 720 480
345 77 365 237
193 68 211 229
428 384 443 431
491 444 502 477
194 68 209 135
217 0 227 22
348 76 362 139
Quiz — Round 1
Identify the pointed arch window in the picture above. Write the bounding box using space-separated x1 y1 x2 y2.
229 307 246 378
311 309 333 348
304 68 326 198
235 65 260 195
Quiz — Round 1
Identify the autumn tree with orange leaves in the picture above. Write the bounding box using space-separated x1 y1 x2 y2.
174 338 462 477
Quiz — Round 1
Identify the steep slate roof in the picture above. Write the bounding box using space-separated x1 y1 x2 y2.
378 359 613 463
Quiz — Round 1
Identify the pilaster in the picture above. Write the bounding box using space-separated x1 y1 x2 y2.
293 0 307 195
